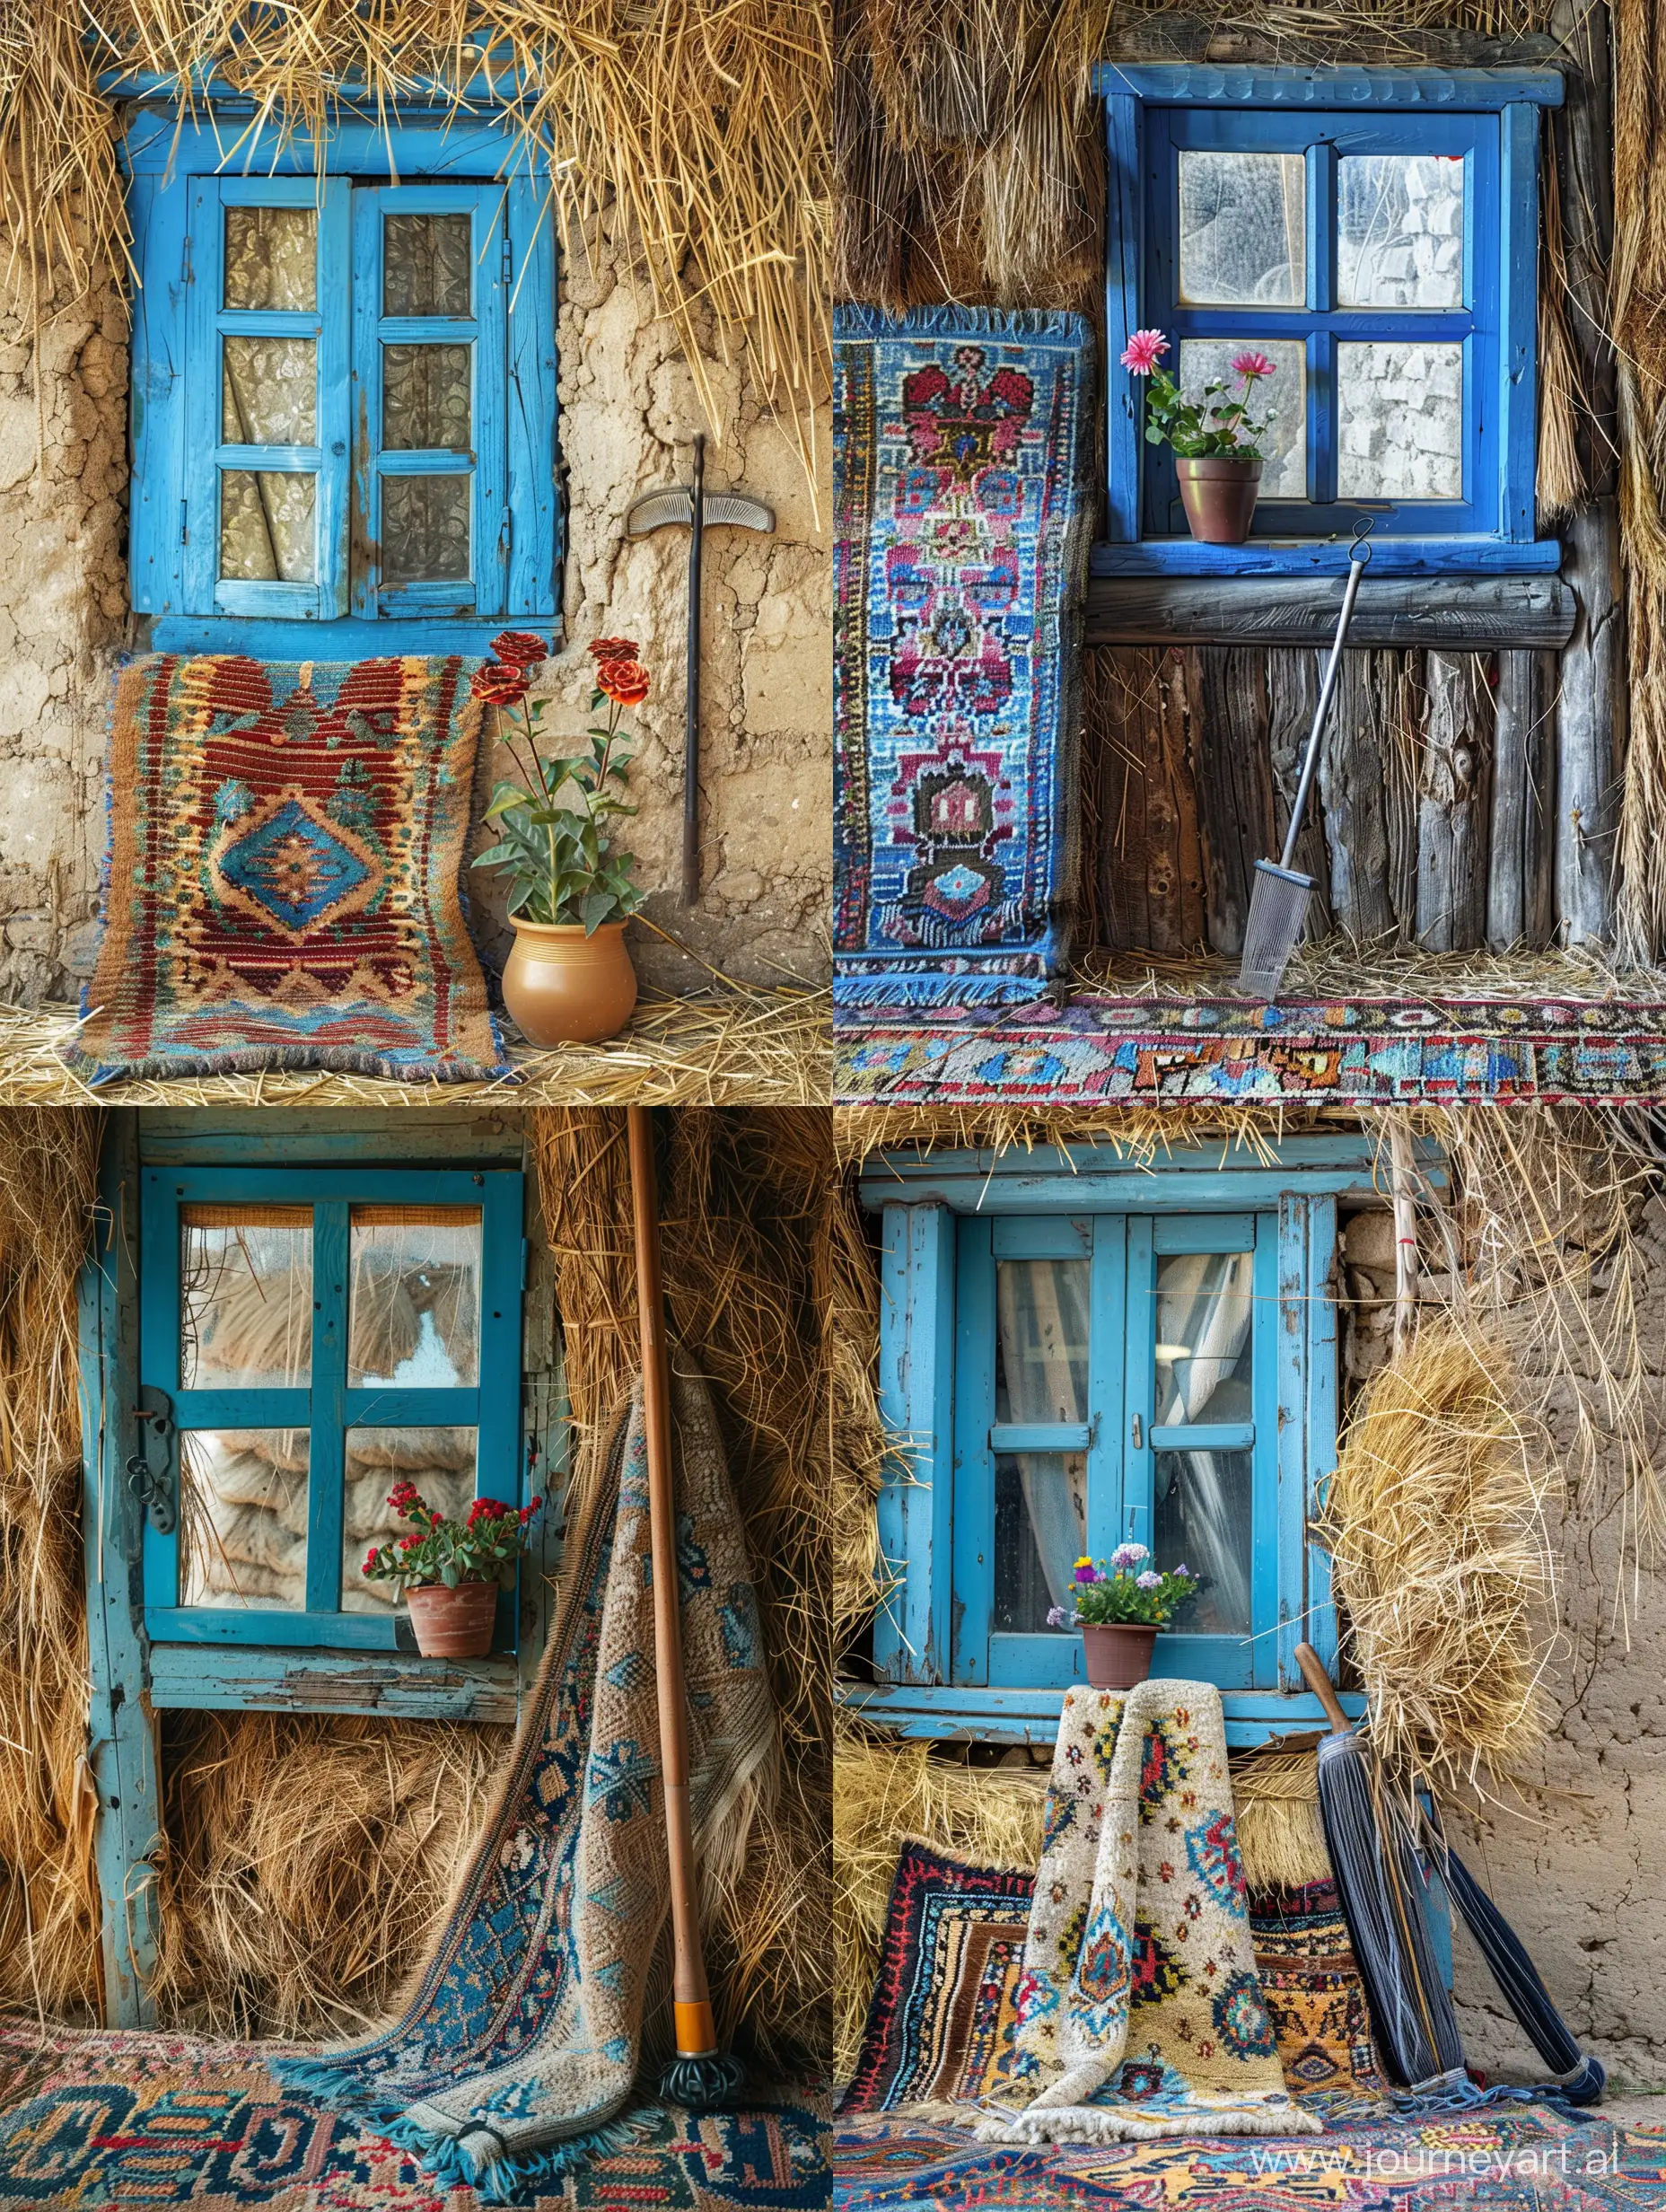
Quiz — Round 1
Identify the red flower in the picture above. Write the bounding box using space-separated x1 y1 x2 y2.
471 661 530 707
489 629 553 669
518 1505 535 1524
362 1546 380 1573
388 1479 423 1515
588 635 639 661
468 1497 511 1528
399 1532 422 1551
596 657 650 708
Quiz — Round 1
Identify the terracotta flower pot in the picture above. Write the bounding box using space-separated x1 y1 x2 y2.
1081 1622 1159 1690
405 1580 499 1659
1176 454 1263 545
502 917 637 1047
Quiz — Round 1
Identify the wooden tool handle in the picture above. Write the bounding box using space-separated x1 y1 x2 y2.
1293 1640 1353 1734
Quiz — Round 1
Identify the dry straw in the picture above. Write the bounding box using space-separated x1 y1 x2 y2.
0 1 829 484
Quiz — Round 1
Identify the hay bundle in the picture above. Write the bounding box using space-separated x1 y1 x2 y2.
1314 1321 1553 1796
0 1108 102 2022
0 1 828 480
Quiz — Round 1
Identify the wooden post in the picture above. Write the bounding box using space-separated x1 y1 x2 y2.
1551 0 1624 944
1416 652 1490 952
1319 651 1396 944
1388 1121 1421 1361
1487 649 1556 949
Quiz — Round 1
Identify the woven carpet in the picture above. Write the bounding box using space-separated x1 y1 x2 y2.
833 306 1094 1010
0 2017 829 2209
65 654 509 1084
276 1370 776 2202
839 1848 1381 2127
834 993 1666 1103
834 2107 1665 2209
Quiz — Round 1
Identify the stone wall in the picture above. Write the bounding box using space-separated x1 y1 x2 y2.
0 183 830 1007
1337 1193 1666 2087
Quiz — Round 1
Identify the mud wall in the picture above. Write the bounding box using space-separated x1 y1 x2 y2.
0 182 829 1007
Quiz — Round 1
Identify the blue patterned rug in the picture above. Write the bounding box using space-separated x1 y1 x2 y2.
833 306 1094 1009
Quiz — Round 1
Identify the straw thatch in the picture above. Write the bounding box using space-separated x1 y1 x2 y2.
0 985 831 1109
0 1 828 480
1315 1321 1555 1799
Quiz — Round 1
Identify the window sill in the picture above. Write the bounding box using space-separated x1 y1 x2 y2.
839 1679 1364 1748
1085 569 1575 649
143 613 564 660
148 1642 522 1724
1092 537 1562 577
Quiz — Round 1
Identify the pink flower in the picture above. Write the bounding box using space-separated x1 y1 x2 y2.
1120 329 1171 375
1231 350 1277 382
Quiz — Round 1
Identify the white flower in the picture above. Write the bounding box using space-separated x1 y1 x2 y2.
1046 1605 1071 1628
1136 1569 1162 1590
1110 1541 1150 1571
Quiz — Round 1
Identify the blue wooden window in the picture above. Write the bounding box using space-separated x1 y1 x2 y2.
1093 66 1563 577
137 1163 525 1652
847 1137 1447 1746
124 109 558 657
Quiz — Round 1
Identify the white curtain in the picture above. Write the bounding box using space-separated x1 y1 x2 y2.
995 1260 1089 1611
1154 1251 1255 1634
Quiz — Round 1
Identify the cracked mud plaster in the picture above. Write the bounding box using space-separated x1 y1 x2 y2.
1339 1199 1666 2088
0 206 830 1007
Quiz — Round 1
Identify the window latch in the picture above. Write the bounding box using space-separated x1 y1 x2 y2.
1130 1413 1143 1451
127 1384 176 1534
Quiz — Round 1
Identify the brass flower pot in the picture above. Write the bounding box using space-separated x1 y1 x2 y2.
502 918 638 1047
1176 455 1263 545
405 1580 498 1659
1081 1622 1158 1690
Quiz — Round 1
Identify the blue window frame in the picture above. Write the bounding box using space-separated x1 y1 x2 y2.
136 1163 525 1652
1093 66 1563 576
846 1137 1446 1746
123 108 559 656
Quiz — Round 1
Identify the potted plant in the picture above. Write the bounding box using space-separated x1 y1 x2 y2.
1048 1544 1199 1689
470 629 650 1046
1122 329 1279 546
362 1480 539 1658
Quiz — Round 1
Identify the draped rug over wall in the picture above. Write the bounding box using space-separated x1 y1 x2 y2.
833 306 1094 1010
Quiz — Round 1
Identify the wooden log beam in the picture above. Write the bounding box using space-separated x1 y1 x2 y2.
1486 648 1556 949
1416 652 1491 951
1103 12 1560 65
1084 574 1577 651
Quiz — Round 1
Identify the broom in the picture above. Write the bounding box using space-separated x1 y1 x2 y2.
627 1104 748 2109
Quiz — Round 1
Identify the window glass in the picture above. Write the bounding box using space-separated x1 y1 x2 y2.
995 1451 1086 1631
348 1207 482 1388
1337 154 1465 309
180 1427 309 1609
222 336 317 445
382 344 472 451
1337 340 1464 498
1178 150 1307 305
181 1207 312 1390
220 472 317 583
383 212 472 315
1153 1250 1254 1426
1176 338 1306 500
1154 1447 1252 1634
342 1426 478 1612
381 475 471 584
224 206 316 310
995 1260 1089 1423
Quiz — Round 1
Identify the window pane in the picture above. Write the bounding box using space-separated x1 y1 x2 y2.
220 471 316 583
381 474 470 583
181 1209 312 1390
1179 150 1306 306
1176 339 1305 502
1155 1447 1252 1637
224 205 316 311
343 1426 478 1613
180 1428 308 1610
995 1259 1089 1424
222 336 317 445
1337 154 1465 310
381 343 472 451
383 212 473 316
348 1207 481 1388
1337 341 1463 499
1154 1249 1254 1426
995 1451 1086 1631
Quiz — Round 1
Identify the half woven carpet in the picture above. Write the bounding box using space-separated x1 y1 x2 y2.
0 2018 829 2208
64 654 509 1084
977 1680 1319 2145
835 992 1666 1103
833 306 1094 1010
275 1367 776 2203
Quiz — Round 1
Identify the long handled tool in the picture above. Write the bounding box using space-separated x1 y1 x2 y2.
1237 525 1372 998
1294 1643 1603 2109
627 436 775 908
627 1104 748 2110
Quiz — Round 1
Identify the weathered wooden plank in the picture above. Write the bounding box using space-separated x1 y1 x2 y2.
1381 652 1422 937
1264 648 1332 939
1318 652 1397 944
1487 648 1556 948
1084 574 1577 650
1102 13 1559 65
146 1645 522 1723
873 1203 955 1688
1416 651 1492 951
1088 648 1206 954
138 1108 527 1163
1188 647 1277 957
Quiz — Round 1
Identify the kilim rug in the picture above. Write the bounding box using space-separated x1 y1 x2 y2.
838 1849 1382 2126
833 306 1094 1009
977 1681 1317 2145
63 654 509 1084
275 1369 776 2202
834 2107 1666 2210
0 2017 829 2209
834 993 1666 1103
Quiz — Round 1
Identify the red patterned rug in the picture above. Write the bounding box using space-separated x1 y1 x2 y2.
64 654 508 1085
